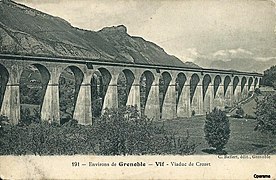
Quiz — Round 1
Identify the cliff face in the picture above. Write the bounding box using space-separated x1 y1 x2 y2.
0 0 194 67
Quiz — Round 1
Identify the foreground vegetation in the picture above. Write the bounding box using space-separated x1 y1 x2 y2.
0 106 196 155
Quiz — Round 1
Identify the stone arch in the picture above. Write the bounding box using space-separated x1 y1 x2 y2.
248 77 253 91
241 76 247 93
190 73 200 103
175 73 186 109
0 63 9 111
91 67 112 118
233 76 239 94
159 71 172 118
59 66 84 124
224 76 231 96
254 78 258 89
214 75 222 98
19 63 51 121
202 74 211 101
140 70 155 115
117 69 135 108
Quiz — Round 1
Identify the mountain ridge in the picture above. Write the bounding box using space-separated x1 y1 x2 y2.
0 0 200 68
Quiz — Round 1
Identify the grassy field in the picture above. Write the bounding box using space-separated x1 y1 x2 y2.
156 116 276 155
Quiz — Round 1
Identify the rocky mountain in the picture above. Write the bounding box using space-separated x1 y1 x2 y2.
0 0 194 68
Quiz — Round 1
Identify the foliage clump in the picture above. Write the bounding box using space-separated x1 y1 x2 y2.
255 93 276 136
262 65 276 89
204 108 230 153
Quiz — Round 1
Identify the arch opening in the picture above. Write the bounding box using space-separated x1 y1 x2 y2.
241 77 247 93
224 76 231 96
117 69 135 108
233 76 239 94
91 68 112 118
214 75 222 98
59 66 84 124
248 77 253 91
0 64 9 111
175 73 186 109
190 74 200 103
159 72 172 118
140 71 154 115
202 74 211 101
254 78 258 89
19 64 50 122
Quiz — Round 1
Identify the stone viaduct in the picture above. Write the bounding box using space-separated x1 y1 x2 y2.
0 54 262 125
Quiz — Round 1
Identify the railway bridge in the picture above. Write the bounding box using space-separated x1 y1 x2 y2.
0 54 262 125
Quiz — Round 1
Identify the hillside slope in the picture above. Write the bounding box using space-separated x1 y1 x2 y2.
0 0 192 67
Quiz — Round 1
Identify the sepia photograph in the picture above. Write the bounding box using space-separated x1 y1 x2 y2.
0 0 275 179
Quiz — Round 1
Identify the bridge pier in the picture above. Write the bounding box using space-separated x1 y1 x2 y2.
162 73 177 119
248 77 254 93
255 77 261 89
102 69 119 111
177 77 191 117
0 63 22 124
203 83 214 114
225 83 233 108
73 69 93 125
233 79 241 104
126 70 143 111
190 76 204 116
145 73 160 120
214 83 225 110
242 81 249 100
40 66 62 123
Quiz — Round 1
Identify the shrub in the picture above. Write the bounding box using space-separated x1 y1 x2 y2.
19 108 41 126
204 108 230 153
254 93 276 139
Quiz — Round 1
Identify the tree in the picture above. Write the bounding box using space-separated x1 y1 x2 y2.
262 65 276 89
255 93 276 140
204 108 230 153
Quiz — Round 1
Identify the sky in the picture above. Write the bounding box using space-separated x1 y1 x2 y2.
15 0 276 64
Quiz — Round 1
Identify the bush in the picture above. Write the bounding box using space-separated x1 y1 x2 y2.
19 108 40 126
255 93 276 137
204 108 230 153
